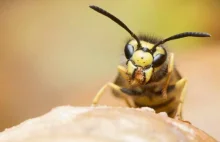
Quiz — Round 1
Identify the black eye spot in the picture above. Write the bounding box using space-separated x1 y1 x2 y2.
152 54 167 67
124 44 134 59
152 47 167 67
143 62 145 63
141 57 144 59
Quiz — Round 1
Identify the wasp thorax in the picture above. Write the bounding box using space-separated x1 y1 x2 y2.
131 50 153 67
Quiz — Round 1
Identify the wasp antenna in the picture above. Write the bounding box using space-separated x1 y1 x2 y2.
89 5 141 47
152 32 211 50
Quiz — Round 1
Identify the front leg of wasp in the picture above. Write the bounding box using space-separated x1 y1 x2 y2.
175 78 187 120
92 82 134 107
162 53 174 99
92 65 135 107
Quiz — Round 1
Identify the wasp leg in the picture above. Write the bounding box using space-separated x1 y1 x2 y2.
162 53 174 99
117 65 129 80
92 82 134 107
175 78 187 120
92 65 136 107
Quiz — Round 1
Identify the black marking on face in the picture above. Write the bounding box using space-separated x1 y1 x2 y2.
152 47 167 68
141 47 151 52
124 44 134 59
152 54 167 67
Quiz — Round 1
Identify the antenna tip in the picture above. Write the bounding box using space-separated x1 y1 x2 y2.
89 5 96 9
202 32 211 37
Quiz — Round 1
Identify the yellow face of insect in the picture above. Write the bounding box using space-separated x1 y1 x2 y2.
125 40 166 85
131 50 153 67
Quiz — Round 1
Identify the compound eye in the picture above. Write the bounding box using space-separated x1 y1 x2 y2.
152 54 166 67
124 44 134 59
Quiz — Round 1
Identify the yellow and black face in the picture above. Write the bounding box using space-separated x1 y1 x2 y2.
125 39 167 85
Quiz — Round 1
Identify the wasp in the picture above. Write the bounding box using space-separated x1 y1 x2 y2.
89 5 211 119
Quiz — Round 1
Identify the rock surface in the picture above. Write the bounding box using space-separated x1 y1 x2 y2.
0 106 216 142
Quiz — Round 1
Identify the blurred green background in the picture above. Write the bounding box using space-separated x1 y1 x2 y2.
0 0 220 140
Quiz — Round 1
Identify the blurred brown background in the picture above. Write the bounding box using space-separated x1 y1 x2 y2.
0 0 219 140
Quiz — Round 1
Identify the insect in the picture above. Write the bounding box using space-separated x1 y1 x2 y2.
89 5 211 119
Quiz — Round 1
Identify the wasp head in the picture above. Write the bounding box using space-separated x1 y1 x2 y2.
125 39 167 85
